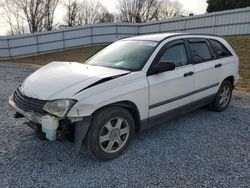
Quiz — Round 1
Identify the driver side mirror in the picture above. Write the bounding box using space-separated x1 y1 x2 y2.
149 61 176 75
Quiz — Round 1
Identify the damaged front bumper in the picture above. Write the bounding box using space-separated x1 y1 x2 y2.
9 95 91 153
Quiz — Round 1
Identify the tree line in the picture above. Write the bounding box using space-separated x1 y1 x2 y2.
0 0 182 35
1 0 249 35
207 0 250 13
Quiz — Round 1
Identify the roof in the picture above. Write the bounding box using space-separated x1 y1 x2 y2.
123 32 221 42
123 33 184 42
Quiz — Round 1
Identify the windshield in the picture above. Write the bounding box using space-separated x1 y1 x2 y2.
86 40 158 71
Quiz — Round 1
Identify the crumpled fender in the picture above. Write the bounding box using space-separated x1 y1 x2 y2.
74 117 91 154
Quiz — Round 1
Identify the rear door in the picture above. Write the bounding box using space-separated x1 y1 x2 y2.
188 38 221 101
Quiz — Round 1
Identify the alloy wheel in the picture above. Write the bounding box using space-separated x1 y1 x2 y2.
99 117 130 153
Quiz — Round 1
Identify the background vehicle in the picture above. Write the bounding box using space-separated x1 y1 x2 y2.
9 33 239 160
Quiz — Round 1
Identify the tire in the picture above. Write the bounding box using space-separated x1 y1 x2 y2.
209 80 233 112
86 107 135 160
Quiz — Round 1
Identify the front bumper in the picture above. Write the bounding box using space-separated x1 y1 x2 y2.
9 95 60 141
9 95 91 152
9 95 44 124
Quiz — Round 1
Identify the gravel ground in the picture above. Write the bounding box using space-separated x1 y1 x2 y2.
0 63 250 188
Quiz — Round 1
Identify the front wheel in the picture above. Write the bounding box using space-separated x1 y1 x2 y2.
86 107 135 160
209 80 233 112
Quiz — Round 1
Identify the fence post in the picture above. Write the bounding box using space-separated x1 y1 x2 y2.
62 30 65 49
35 34 39 54
90 26 94 45
212 13 217 34
183 18 186 32
7 38 10 58
115 23 118 39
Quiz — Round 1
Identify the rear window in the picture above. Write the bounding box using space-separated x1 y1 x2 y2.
209 39 232 58
189 41 212 63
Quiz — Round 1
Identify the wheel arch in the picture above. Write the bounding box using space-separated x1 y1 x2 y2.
223 75 235 88
92 100 141 132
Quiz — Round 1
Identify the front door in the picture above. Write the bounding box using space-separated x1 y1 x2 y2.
147 40 195 118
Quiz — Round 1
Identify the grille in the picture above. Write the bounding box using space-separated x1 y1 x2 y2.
13 87 46 113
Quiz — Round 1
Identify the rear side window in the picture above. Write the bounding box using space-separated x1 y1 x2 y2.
189 41 212 63
209 39 232 58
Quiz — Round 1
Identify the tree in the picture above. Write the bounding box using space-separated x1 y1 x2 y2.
64 0 80 26
17 0 47 33
98 7 115 23
1 0 59 34
117 0 160 23
158 0 182 20
63 0 114 26
78 0 104 25
0 0 26 34
44 0 60 31
207 0 250 13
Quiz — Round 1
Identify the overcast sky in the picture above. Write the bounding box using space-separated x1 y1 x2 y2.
101 0 208 14
0 0 208 36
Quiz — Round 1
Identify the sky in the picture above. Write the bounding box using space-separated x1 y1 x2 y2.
0 0 208 36
101 0 208 14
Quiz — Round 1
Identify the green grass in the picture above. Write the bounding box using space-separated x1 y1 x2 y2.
1 36 250 91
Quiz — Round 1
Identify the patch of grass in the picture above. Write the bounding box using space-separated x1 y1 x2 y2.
225 36 250 92
1 45 106 65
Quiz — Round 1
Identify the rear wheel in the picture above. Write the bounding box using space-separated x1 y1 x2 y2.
86 107 135 160
209 80 232 112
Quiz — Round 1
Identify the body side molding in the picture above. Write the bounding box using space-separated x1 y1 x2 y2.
149 83 219 109
140 94 216 131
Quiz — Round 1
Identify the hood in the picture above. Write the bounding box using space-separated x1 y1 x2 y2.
22 61 129 100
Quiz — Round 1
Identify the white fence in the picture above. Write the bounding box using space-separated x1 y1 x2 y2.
0 7 249 58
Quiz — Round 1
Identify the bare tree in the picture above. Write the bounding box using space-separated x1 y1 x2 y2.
158 0 182 20
98 7 115 23
78 0 102 25
17 0 60 33
117 0 160 23
64 0 80 26
44 0 60 31
16 0 46 33
0 0 26 34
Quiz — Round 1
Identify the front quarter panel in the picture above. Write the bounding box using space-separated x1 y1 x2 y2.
67 72 149 120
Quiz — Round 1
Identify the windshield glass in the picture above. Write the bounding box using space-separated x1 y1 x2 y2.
86 40 158 71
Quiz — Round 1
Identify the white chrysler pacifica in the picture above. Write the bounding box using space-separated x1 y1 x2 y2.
9 33 239 160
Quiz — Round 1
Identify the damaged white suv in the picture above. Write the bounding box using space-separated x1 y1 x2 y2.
9 33 239 160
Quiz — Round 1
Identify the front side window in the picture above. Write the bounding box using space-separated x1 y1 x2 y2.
189 41 212 63
210 39 232 58
159 44 188 67
86 40 157 71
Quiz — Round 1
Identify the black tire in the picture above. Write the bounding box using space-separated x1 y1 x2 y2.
86 107 135 160
209 80 233 112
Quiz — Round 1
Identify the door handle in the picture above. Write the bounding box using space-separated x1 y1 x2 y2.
184 71 194 77
215 63 222 68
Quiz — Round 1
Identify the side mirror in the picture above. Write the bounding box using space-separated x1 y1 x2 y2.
149 61 176 75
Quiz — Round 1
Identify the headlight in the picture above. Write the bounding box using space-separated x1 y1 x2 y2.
43 99 77 117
